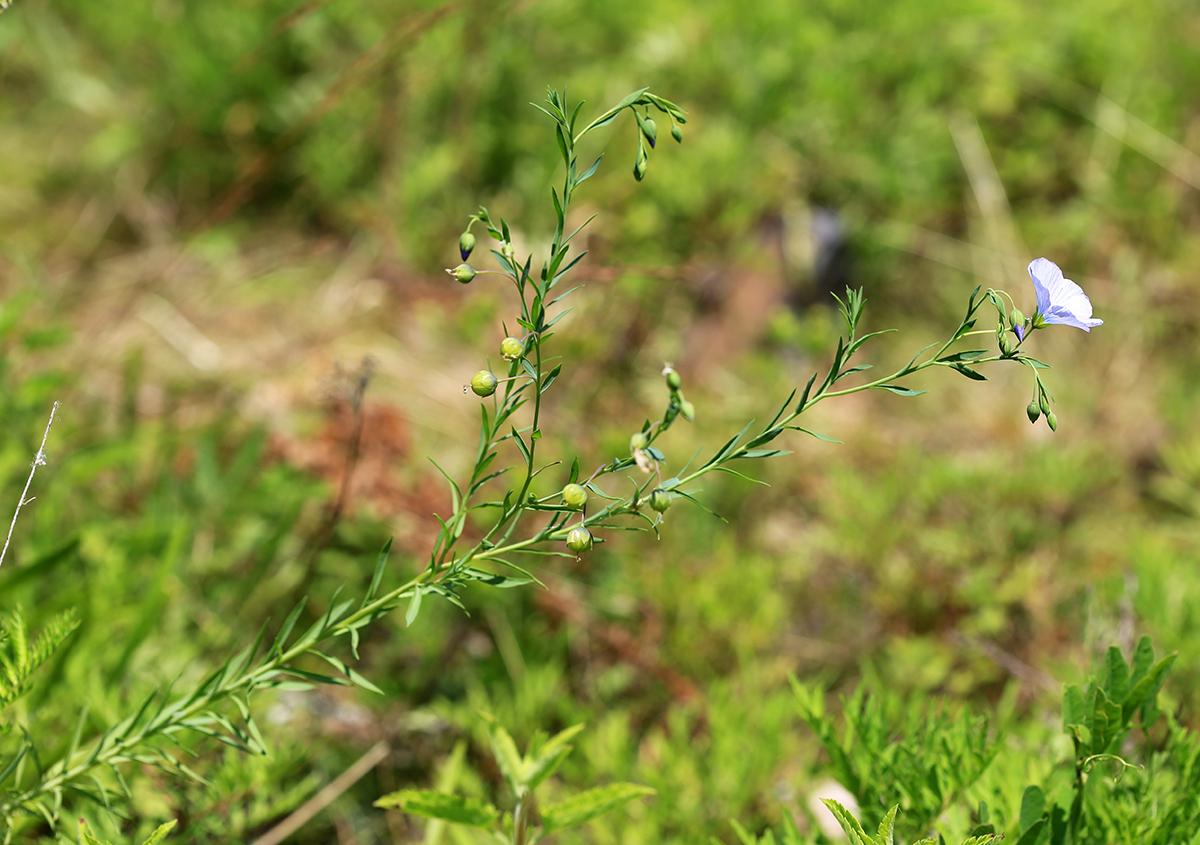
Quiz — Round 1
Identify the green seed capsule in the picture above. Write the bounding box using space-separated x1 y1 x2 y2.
649 488 671 513
679 400 695 422
1026 402 1041 424
566 526 593 554
630 432 649 453
459 231 476 261
470 371 498 397
1047 412 1058 431
664 367 682 391
501 337 524 361
448 263 476 284
562 483 588 510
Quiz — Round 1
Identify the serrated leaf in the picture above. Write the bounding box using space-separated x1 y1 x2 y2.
541 782 655 833
1104 645 1130 703
1063 683 1086 731
876 805 898 845
482 716 526 788
818 799 872 845
526 723 584 790
375 790 499 828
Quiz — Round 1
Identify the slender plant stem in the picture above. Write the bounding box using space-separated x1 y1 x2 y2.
0 401 60 572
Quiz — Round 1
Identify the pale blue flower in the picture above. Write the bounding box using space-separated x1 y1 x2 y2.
1028 258 1103 332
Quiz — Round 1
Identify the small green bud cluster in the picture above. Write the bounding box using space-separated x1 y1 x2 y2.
662 366 695 423
629 95 686 181
1026 382 1056 430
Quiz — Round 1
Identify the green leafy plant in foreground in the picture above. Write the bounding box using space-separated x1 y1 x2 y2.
0 85 1110 841
375 715 653 844
776 637 1183 845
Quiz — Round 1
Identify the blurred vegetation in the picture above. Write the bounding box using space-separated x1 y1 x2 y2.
3 0 1200 841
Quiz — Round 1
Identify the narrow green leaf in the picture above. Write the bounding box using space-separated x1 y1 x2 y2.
141 820 178 845
313 650 385 695
374 790 499 828
541 782 655 833
540 364 564 394
950 363 987 381
937 350 988 363
462 568 533 589
797 372 818 413
874 384 926 396
362 538 393 607
737 449 792 459
511 426 532 470
574 155 603 188
788 426 842 443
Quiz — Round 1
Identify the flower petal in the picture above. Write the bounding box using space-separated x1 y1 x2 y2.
1027 257 1102 332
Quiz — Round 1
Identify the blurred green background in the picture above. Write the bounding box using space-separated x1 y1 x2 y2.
3 0 1200 841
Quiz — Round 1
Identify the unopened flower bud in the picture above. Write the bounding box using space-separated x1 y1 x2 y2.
566 526 593 554
649 488 671 513
562 483 588 510
998 333 1014 356
642 117 658 149
459 231 476 261
1039 395 1051 415
470 370 498 397
663 367 682 391
1010 308 1025 329
501 242 515 263
1026 402 1041 424
501 337 524 361
448 263 476 284
630 432 649 453
633 158 648 181
679 400 695 422
1046 412 1058 431
671 124 683 143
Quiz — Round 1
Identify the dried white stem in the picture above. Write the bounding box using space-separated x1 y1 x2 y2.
0 401 60 571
